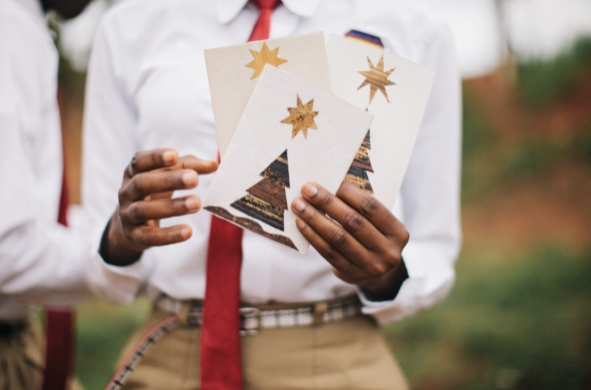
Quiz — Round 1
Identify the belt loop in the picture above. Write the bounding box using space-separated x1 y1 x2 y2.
313 302 328 325
177 301 193 327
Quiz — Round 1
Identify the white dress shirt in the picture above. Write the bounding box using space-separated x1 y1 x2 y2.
83 0 462 324
0 0 91 320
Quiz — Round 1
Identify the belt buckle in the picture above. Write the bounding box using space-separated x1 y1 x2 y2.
186 304 203 328
239 307 261 336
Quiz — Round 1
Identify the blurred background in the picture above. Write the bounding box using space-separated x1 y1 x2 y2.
54 0 591 388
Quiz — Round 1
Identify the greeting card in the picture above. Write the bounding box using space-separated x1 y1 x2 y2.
327 35 435 209
203 66 373 253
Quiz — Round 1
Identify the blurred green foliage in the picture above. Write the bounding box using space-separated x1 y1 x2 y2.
383 247 591 390
75 299 151 388
504 127 591 175
461 82 591 201
517 36 591 108
461 95 498 200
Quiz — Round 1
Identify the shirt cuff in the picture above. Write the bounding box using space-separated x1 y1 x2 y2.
357 242 456 325
84 224 155 305
357 277 427 325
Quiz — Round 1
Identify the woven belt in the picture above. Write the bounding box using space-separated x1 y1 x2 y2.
156 295 363 336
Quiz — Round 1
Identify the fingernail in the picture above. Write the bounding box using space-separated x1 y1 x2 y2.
292 198 306 213
163 151 176 164
302 183 318 197
185 197 199 210
181 227 192 238
182 172 197 186
296 218 306 229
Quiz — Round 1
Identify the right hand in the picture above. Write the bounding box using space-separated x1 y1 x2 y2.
100 148 218 266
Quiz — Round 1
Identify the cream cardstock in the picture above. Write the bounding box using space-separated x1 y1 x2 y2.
327 35 435 210
205 32 332 158
203 66 373 253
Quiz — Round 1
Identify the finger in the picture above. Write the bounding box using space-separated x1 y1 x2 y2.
121 195 201 224
129 224 192 247
294 218 359 283
120 169 198 202
291 197 368 263
300 182 385 249
125 149 179 178
179 156 219 174
336 182 404 236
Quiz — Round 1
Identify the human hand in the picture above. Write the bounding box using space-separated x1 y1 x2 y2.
291 182 409 301
100 148 218 266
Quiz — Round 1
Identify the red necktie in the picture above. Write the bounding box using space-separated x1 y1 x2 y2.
42 90 75 390
200 1 279 388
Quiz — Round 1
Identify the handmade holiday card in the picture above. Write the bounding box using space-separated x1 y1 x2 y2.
327 35 435 210
205 32 331 158
203 66 373 253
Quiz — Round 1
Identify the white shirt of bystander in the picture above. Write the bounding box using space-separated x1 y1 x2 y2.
82 0 462 324
0 0 91 320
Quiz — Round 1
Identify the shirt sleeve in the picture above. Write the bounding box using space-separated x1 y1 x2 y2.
0 17 91 307
359 23 462 324
81 16 154 305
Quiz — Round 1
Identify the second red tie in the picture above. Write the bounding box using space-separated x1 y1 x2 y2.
42 88 75 390
200 1 280 389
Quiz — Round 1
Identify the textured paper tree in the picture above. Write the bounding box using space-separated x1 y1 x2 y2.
345 130 374 193
231 150 290 231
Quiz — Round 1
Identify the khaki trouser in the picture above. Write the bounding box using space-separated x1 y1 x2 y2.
118 307 410 390
0 320 44 390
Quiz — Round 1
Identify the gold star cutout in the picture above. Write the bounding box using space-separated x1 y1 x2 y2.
358 54 395 104
280 95 319 139
245 42 288 80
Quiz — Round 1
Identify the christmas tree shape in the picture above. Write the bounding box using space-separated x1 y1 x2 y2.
345 130 374 193
231 150 290 231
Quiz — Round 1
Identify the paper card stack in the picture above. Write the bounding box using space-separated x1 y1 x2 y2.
203 32 435 253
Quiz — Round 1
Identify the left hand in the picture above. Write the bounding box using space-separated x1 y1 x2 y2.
291 181 409 300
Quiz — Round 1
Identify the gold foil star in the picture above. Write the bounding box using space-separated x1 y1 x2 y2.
280 95 319 139
245 43 288 80
358 54 395 104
